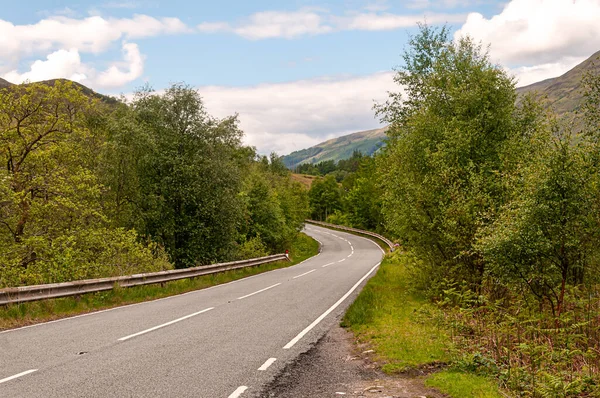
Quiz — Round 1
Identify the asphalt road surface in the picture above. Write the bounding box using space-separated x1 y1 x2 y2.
0 225 383 397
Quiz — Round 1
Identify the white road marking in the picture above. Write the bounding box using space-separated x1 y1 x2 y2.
258 358 277 371
228 386 248 398
118 307 214 341
347 253 353 258
293 269 316 279
283 262 381 350
338 258 346 263
0 369 38 384
237 283 281 300
321 262 335 268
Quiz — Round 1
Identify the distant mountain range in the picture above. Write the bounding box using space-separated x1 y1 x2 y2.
282 50 600 169
282 127 388 169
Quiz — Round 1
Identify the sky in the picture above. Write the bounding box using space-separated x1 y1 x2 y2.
2 0 600 155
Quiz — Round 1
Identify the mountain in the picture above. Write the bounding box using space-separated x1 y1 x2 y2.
282 127 388 169
0 78 13 89
0 78 117 104
283 50 600 169
516 50 600 119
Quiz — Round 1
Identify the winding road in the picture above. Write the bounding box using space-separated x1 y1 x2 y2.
0 225 383 397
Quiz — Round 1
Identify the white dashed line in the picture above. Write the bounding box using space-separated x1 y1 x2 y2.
338 258 346 263
293 269 316 279
283 262 381 349
228 386 248 398
237 283 281 300
0 369 38 385
258 358 277 371
119 307 214 341
322 262 335 268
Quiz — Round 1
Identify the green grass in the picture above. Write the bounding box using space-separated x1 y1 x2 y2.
426 371 504 398
342 251 451 372
0 233 319 331
342 251 505 397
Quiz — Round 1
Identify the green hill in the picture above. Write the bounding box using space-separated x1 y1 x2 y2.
0 77 117 104
282 127 388 169
516 50 600 119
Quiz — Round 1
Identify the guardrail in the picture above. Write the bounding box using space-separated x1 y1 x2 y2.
0 253 289 306
305 220 395 251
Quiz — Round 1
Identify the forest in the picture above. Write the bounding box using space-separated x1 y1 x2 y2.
0 82 309 288
306 25 600 395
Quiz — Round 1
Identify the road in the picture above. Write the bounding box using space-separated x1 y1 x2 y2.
0 225 383 397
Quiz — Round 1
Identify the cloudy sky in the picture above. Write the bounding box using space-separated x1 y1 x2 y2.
2 0 600 154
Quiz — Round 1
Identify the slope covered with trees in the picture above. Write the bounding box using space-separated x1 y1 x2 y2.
309 25 600 395
0 81 309 287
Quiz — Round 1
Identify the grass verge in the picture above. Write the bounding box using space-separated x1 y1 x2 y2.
0 232 318 331
342 251 504 397
426 371 504 398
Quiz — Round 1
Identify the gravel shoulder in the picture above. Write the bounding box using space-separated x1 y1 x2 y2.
260 324 445 398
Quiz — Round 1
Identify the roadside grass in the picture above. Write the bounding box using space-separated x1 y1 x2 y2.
341 251 450 372
342 251 504 397
426 371 504 398
0 232 318 331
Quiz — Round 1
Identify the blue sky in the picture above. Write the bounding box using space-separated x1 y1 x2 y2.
2 0 600 154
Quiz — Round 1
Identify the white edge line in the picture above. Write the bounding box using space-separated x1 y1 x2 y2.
258 357 277 371
283 261 381 350
0 369 38 384
292 269 316 279
237 283 281 300
118 307 214 341
321 262 335 268
228 386 248 398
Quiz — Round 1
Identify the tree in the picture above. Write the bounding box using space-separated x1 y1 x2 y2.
128 84 247 267
0 82 169 287
377 24 521 284
478 127 600 319
308 175 342 220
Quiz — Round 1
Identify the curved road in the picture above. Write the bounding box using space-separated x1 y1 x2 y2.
0 225 383 397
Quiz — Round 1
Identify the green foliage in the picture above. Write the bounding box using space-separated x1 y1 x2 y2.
0 81 310 287
377 24 521 284
308 174 343 220
0 82 170 287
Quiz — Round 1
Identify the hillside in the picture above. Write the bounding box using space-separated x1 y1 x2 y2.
282 127 387 169
283 51 600 170
0 77 117 104
516 50 600 118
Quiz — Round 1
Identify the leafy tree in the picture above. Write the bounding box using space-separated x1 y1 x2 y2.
377 24 521 283
344 157 383 231
478 126 600 319
308 175 342 220
0 82 169 287
125 84 246 268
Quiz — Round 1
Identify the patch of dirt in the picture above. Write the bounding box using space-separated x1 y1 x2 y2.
260 325 445 398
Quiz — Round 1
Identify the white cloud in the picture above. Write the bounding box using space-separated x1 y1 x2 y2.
335 12 466 31
4 42 145 90
199 9 333 39
197 8 466 39
0 14 189 89
511 56 588 87
456 0 600 67
0 14 189 64
199 72 394 155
